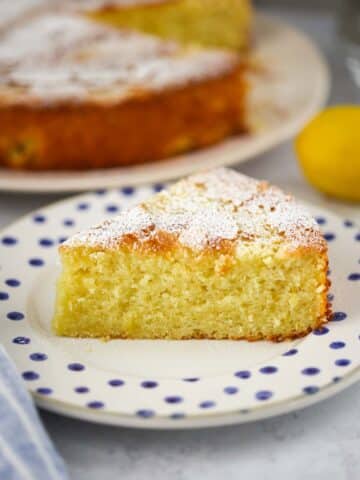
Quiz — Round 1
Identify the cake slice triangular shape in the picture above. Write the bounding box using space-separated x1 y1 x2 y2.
53 168 330 340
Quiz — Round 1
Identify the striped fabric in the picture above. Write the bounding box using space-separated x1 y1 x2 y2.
0 345 68 480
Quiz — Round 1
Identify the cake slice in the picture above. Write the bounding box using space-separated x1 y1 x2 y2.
53 169 330 340
0 14 246 170
73 0 252 51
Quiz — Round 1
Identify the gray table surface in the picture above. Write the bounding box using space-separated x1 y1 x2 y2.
1 5 360 480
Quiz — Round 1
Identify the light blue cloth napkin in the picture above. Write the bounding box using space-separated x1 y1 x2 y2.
0 345 68 480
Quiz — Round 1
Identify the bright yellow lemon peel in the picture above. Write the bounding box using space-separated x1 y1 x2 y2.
295 105 360 202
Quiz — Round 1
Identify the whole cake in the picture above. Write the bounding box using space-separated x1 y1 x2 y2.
0 14 247 170
53 168 330 340
77 0 252 51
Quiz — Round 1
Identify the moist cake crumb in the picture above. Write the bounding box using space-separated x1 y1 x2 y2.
54 168 330 341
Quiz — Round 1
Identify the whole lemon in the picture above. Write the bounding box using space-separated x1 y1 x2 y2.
295 105 360 202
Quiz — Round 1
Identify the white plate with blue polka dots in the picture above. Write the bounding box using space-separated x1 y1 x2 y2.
0 184 359 429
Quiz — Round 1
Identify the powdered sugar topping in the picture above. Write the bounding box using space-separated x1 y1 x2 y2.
0 14 238 105
65 168 325 252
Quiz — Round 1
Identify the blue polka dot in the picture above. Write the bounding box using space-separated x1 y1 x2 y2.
141 381 158 389
259 366 278 374
335 358 351 367
36 388 52 395
327 293 334 301
77 202 90 211
333 376 342 383
344 220 354 228
136 409 155 418
33 214 46 223
182 377 199 382
1 289 11 303
39 238 54 247
106 204 119 213
348 273 360 281
58 236 68 244
302 367 320 376
5 278 20 287
255 390 273 401
121 186 134 195
165 396 183 404
95 189 106 195
1 236 17 246
199 401 215 409
74 386 89 394
283 348 298 356
330 341 345 349
234 370 251 379
7 311 24 321
313 326 329 335
63 219 75 227
13 336 30 345
29 258 44 267
224 386 238 395
315 217 326 225
22 371 39 381
68 363 85 372
108 379 124 387
170 412 185 420
331 312 347 322
153 184 165 193
303 386 319 395
355 233 360 242
30 352 48 361
324 233 336 242
87 401 104 409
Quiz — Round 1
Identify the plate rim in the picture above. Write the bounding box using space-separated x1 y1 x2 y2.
0 13 330 193
34 366 360 429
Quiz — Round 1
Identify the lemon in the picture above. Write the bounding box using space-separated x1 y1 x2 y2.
295 105 360 202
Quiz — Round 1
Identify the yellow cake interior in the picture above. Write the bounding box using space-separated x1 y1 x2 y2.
53 169 329 341
54 244 327 340
87 0 252 51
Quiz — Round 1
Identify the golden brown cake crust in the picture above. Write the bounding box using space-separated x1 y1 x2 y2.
0 68 247 169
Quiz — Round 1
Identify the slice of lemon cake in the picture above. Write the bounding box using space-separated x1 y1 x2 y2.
53 168 330 340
